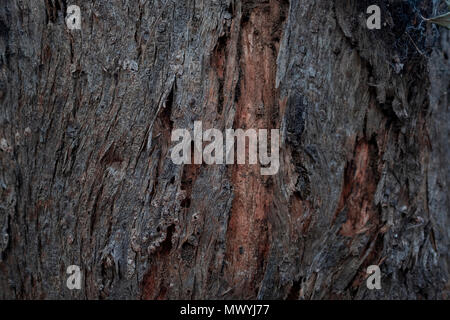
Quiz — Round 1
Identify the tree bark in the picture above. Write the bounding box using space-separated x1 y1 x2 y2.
0 0 448 299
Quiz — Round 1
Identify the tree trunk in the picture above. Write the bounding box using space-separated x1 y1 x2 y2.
0 0 448 299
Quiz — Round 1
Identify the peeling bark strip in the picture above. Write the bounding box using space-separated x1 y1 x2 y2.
222 0 288 298
0 0 449 299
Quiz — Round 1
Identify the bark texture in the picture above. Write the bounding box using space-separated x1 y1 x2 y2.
0 0 449 299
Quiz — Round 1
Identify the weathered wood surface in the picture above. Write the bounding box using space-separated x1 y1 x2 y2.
0 0 448 299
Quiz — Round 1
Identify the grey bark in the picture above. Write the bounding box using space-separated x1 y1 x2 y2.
0 0 448 299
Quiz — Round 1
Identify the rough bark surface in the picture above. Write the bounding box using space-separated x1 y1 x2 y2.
0 0 448 299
